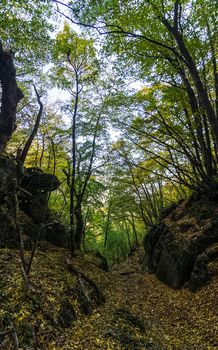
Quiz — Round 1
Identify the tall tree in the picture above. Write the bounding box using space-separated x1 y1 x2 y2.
52 23 108 252
59 0 217 191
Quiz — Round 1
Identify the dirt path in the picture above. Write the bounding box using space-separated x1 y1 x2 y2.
0 249 217 349
57 250 218 350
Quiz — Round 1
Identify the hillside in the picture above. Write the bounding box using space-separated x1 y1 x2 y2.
0 247 217 350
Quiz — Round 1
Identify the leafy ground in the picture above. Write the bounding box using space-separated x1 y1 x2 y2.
0 247 217 350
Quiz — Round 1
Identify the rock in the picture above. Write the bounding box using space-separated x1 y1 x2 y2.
0 155 18 248
21 167 60 193
190 243 218 291
0 213 18 248
58 300 76 328
0 155 67 249
143 196 218 289
19 168 59 223
45 221 69 247
0 155 16 195
19 191 50 223
18 211 38 240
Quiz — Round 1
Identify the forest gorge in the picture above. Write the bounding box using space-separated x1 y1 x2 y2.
0 1 217 349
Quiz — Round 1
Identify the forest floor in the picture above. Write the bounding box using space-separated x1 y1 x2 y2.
0 247 217 350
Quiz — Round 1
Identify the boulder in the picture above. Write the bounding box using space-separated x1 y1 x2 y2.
19 191 50 223
21 167 60 193
190 243 218 291
0 155 16 195
0 156 67 249
143 196 218 289
45 221 69 248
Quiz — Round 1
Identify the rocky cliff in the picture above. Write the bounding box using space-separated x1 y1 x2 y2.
143 194 218 290
0 155 68 249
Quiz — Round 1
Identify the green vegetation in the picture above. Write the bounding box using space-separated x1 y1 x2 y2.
0 1 217 349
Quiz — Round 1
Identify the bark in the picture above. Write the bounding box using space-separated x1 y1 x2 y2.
179 66 215 178
127 213 139 246
39 134 45 168
0 43 23 152
74 203 84 250
70 69 79 254
19 85 43 164
123 217 131 251
162 18 218 148
73 111 102 251
104 201 112 249
82 208 89 249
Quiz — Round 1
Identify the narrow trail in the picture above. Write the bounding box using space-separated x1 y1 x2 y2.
0 248 217 349
67 248 217 350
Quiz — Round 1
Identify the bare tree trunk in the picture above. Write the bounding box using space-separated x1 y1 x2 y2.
74 203 84 250
70 70 79 254
162 14 218 148
104 201 112 249
39 133 45 168
123 217 131 251
72 110 102 251
82 207 89 249
19 85 43 165
0 43 23 152
129 212 139 246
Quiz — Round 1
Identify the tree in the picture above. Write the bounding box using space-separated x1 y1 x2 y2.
0 43 23 152
0 0 53 68
59 0 217 191
52 23 109 252
18 85 43 165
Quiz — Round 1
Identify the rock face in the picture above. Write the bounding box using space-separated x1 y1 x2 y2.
0 155 68 249
143 195 218 289
0 155 18 248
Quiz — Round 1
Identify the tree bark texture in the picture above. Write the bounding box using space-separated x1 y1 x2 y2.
0 44 23 152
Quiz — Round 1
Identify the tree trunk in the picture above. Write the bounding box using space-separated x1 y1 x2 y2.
124 217 131 251
0 44 23 152
74 203 84 250
130 213 138 246
19 85 43 164
163 21 218 147
104 201 112 249
70 71 79 254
